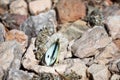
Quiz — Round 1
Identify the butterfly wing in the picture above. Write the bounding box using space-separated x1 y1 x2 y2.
45 39 60 66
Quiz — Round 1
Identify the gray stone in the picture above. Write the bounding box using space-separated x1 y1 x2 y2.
7 69 33 80
103 5 120 19
20 10 57 38
0 0 12 9
0 67 4 80
109 58 120 73
0 23 5 42
52 0 59 8
32 59 87 80
5 29 28 52
60 20 89 41
61 59 88 80
61 25 82 41
111 74 120 80
10 44 23 70
0 41 23 71
0 0 15 13
95 42 119 65
87 64 111 80
81 57 94 66
0 0 10 5
106 16 120 39
22 38 38 70
71 26 112 58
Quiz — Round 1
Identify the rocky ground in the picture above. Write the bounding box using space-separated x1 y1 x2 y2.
0 0 120 80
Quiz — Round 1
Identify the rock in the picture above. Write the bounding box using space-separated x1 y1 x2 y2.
81 57 94 66
31 72 61 80
0 7 7 15
51 0 59 8
87 64 111 80
113 10 120 16
111 74 120 80
10 45 23 70
12 14 27 26
67 40 74 51
20 10 57 38
0 0 10 5
61 59 88 80
113 38 120 50
105 0 113 6
7 69 33 80
71 26 112 58
32 59 87 80
0 41 23 71
0 67 4 80
22 38 38 70
109 58 120 73
10 0 28 15
0 14 27 29
56 0 86 23
5 29 28 52
29 0 52 15
0 23 5 42
60 20 89 41
103 5 120 19
0 0 11 9
95 42 119 65
105 16 120 39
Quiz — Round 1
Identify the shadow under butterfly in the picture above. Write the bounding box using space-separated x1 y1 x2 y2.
41 39 60 66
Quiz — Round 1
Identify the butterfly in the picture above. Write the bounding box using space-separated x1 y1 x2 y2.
41 39 60 66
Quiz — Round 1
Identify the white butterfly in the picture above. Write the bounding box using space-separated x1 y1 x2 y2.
44 39 60 66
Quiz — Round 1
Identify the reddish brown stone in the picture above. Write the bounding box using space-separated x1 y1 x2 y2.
0 7 6 15
56 0 86 23
1 14 27 29
12 14 27 26
5 29 28 52
5 29 28 44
